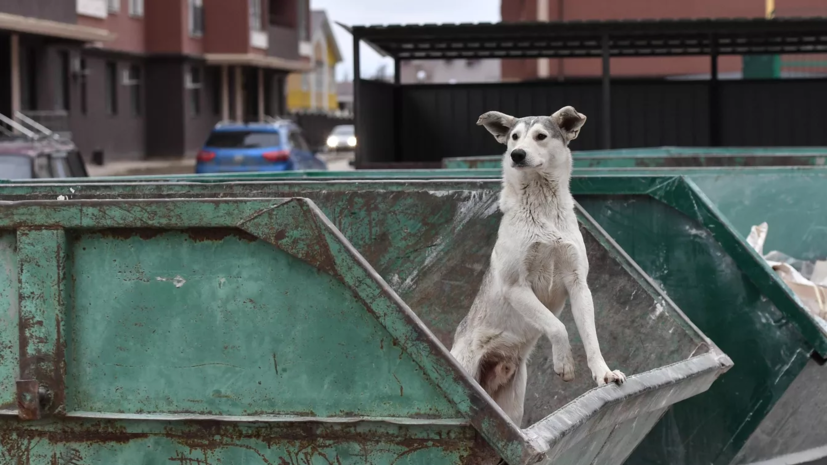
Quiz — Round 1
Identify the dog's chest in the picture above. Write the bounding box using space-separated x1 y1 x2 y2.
524 238 560 278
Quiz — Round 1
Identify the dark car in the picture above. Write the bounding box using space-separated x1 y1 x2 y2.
0 138 88 180
196 120 327 174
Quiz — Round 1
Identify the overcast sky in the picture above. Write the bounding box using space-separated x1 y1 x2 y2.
310 0 501 81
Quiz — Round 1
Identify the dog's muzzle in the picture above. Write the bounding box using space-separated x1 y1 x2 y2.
510 149 527 167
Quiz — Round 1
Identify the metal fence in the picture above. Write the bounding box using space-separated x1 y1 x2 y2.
357 78 827 165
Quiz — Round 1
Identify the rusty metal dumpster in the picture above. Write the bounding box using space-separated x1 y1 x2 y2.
442 147 827 170
5 175 825 465
0 175 822 464
0 192 728 464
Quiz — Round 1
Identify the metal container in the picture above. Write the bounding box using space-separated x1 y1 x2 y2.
0 188 728 464
6 172 825 465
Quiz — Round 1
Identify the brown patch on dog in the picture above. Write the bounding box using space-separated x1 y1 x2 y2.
479 352 518 396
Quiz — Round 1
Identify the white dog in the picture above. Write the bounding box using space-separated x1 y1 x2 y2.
450 106 626 426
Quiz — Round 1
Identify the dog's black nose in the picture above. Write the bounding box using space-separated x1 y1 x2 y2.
511 149 527 164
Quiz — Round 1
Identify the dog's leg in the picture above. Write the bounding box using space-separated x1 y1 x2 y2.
504 286 574 381
562 266 626 386
491 359 528 427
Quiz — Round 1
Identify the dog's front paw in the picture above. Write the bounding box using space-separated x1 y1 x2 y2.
599 369 626 386
553 348 575 382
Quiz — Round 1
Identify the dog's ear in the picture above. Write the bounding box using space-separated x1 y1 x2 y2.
477 111 516 144
551 106 586 142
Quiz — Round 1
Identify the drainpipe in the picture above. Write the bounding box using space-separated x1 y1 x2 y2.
558 0 565 81
10 34 20 128
536 0 549 79
257 68 264 121
221 65 229 121
235 66 243 122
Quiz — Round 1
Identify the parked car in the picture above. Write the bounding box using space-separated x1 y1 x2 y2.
0 139 88 180
196 120 327 174
0 111 88 180
325 124 356 153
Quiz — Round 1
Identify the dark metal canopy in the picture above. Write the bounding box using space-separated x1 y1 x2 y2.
348 17 827 60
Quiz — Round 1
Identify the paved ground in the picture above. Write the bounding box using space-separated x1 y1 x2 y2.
87 152 355 177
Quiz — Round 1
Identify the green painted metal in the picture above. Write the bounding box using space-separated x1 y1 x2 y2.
0 195 727 464
0 176 820 464
442 147 827 169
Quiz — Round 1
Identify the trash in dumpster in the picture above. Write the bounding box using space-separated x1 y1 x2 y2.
748 222 827 321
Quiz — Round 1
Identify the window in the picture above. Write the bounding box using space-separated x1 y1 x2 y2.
313 61 325 100
269 0 293 27
33 155 52 178
50 156 70 178
56 51 70 111
205 131 281 148
297 0 308 41
187 66 203 116
125 64 142 116
188 0 204 37
20 47 37 111
129 0 143 16
105 62 118 115
249 0 262 31
108 0 120 13
0 156 34 180
80 58 88 115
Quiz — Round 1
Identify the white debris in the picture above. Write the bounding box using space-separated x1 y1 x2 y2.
56 195 67 201
748 222 827 321
156 275 187 288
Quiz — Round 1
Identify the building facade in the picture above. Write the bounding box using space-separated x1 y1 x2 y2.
286 10 341 112
500 0 827 81
0 0 311 161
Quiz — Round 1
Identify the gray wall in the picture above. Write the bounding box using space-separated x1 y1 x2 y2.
144 58 184 159
145 58 221 159
360 78 827 164
69 51 146 162
1 0 76 23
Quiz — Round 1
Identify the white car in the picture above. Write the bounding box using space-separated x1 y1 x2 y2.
325 125 356 152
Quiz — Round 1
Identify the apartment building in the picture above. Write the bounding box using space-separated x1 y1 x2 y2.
0 0 311 161
501 0 827 81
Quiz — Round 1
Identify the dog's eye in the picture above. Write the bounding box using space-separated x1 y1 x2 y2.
511 133 519 141
536 133 547 141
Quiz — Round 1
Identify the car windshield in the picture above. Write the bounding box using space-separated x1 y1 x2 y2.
330 125 354 136
205 130 281 149
0 155 32 179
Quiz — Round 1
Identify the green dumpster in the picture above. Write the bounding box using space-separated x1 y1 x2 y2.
1 175 824 464
443 147 827 170
0 191 728 464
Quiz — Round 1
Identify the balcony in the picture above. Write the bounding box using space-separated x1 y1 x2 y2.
251 29 269 50
76 0 107 19
267 25 299 60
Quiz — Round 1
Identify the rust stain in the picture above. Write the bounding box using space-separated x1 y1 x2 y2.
90 228 258 243
93 228 167 240
186 228 257 243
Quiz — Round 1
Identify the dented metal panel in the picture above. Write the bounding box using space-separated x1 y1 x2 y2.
0 193 728 464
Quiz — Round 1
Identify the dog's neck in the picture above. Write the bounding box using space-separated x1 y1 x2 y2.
500 165 574 220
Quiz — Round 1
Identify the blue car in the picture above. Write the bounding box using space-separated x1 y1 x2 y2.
195 120 327 174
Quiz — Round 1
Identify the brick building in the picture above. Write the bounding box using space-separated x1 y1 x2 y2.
0 0 311 161
500 0 827 81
